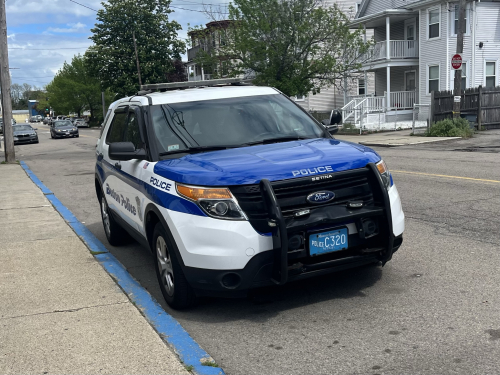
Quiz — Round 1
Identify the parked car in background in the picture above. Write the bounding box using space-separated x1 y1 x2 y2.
36 115 43 122
12 124 39 144
0 117 16 134
30 116 39 123
50 120 79 138
43 117 51 125
73 118 88 128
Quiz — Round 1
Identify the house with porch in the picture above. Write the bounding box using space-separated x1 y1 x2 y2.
344 0 500 128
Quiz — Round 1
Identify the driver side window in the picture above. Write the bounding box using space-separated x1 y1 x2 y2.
106 112 128 144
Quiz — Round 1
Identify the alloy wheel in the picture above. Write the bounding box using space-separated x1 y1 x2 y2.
156 235 174 296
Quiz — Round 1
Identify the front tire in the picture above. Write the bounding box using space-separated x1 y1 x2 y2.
99 188 131 246
153 223 196 309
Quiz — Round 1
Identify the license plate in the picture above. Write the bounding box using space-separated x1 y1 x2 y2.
309 228 348 256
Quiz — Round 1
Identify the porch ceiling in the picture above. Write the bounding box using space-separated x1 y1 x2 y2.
350 10 418 29
358 59 419 72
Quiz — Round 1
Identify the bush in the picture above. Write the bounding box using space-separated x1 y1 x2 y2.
427 118 473 138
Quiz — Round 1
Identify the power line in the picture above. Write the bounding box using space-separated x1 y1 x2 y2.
68 0 98 12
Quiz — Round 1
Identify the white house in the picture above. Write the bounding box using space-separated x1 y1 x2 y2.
344 0 500 127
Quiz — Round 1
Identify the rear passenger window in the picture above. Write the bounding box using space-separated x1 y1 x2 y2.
106 112 128 143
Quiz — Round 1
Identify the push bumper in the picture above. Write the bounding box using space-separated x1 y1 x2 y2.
184 235 403 297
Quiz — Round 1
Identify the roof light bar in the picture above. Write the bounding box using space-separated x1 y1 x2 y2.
140 78 253 92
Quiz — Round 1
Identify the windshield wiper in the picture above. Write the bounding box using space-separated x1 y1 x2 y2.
159 145 238 156
243 136 315 146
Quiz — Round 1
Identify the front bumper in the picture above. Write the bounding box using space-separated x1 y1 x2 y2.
168 162 404 296
14 136 38 144
54 130 78 137
185 235 403 297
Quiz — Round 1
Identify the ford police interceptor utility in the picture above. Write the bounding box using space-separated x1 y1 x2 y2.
95 78 404 309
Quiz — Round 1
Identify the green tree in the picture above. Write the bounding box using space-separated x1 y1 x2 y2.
88 0 185 98
45 54 113 124
200 0 372 97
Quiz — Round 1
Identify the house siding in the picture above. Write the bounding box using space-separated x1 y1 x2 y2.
374 21 405 42
418 3 449 106
473 2 500 87
363 0 420 17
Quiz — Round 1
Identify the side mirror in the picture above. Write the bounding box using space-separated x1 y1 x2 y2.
109 142 147 161
326 125 339 135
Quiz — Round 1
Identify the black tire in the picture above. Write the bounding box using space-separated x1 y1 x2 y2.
50 133 54 139
99 187 131 246
75 134 79 138
152 222 197 309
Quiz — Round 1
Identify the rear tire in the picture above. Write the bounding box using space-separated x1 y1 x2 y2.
99 187 131 246
153 222 197 309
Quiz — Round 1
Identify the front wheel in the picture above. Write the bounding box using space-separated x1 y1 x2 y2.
153 223 196 309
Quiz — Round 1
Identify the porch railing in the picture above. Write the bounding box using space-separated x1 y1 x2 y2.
389 90 416 109
360 40 419 63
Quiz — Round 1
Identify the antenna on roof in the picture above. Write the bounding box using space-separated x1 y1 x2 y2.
140 78 253 92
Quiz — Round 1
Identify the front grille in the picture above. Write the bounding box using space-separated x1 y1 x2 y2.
17 134 30 138
230 167 379 232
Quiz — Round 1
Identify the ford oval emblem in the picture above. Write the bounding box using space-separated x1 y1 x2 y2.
306 191 335 204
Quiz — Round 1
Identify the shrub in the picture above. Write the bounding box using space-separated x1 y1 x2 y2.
427 118 473 138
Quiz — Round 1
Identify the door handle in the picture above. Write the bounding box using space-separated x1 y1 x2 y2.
115 162 121 170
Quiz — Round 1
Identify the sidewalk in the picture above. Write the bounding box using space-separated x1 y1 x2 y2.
335 129 461 147
0 164 190 374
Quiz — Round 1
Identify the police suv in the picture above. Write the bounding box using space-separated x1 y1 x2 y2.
95 79 404 309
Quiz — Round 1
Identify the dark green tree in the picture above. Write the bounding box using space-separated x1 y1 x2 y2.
88 0 185 98
200 0 372 97
44 54 113 124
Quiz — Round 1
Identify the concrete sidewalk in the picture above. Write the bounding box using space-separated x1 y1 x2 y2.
335 129 460 147
0 164 189 374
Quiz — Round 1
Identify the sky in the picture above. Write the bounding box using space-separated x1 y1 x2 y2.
5 0 229 88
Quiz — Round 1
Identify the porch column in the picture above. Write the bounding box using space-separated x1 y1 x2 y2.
364 25 368 98
386 16 390 60
201 66 205 81
386 66 391 111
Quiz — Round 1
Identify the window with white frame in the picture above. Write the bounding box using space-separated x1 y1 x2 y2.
450 62 467 90
428 8 440 39
451 4 469 36
358 79 365 95
485 62 497 88
428 65 439 93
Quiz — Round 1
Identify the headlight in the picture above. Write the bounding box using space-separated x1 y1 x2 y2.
376 160 393 191
73 127 77 131
13 137 18 141
176 184 247 220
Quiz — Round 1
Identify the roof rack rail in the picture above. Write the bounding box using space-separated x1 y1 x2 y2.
140 78 253 92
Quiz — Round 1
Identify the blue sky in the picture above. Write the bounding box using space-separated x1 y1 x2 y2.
6 0 228 88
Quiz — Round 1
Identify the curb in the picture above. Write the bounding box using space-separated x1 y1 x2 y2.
359 137 462 147
20 161 225 375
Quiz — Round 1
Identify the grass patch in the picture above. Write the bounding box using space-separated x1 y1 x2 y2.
201 362 219 367
337 123 360 134
184 365 194 372
426 118 473 138
89 250 107 255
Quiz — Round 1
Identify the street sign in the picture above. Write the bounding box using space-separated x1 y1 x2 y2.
451 54 462 70
454 96 461 103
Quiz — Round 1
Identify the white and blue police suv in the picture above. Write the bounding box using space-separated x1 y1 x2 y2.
95 79 404 309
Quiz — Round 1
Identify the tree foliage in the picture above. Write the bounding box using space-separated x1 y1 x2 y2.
87 0 185 98
10 83 44 111
199 0 372 97
45 54 113 123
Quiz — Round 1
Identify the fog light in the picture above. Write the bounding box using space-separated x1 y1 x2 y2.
221 273 241 289
362 218 378 238
288 234 304 250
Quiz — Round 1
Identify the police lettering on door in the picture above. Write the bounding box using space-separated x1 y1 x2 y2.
106 183 137 216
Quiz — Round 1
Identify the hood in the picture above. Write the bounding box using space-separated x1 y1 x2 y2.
13 129 36 135
153 138 381 186
54 125 75 130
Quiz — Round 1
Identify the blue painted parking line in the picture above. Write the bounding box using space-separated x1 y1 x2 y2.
21 160 224 375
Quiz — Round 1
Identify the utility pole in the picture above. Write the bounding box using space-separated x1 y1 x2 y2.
453 0 466 119
132 31 142 87
0 0 15 162
101 91 106 120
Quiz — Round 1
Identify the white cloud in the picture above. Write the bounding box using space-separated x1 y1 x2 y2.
46 22 87 34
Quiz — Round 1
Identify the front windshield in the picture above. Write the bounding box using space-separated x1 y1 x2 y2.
151 94 325 154
54 121 72 127
13 125 33 132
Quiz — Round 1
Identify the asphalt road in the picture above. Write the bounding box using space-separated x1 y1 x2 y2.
5 123 500 375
